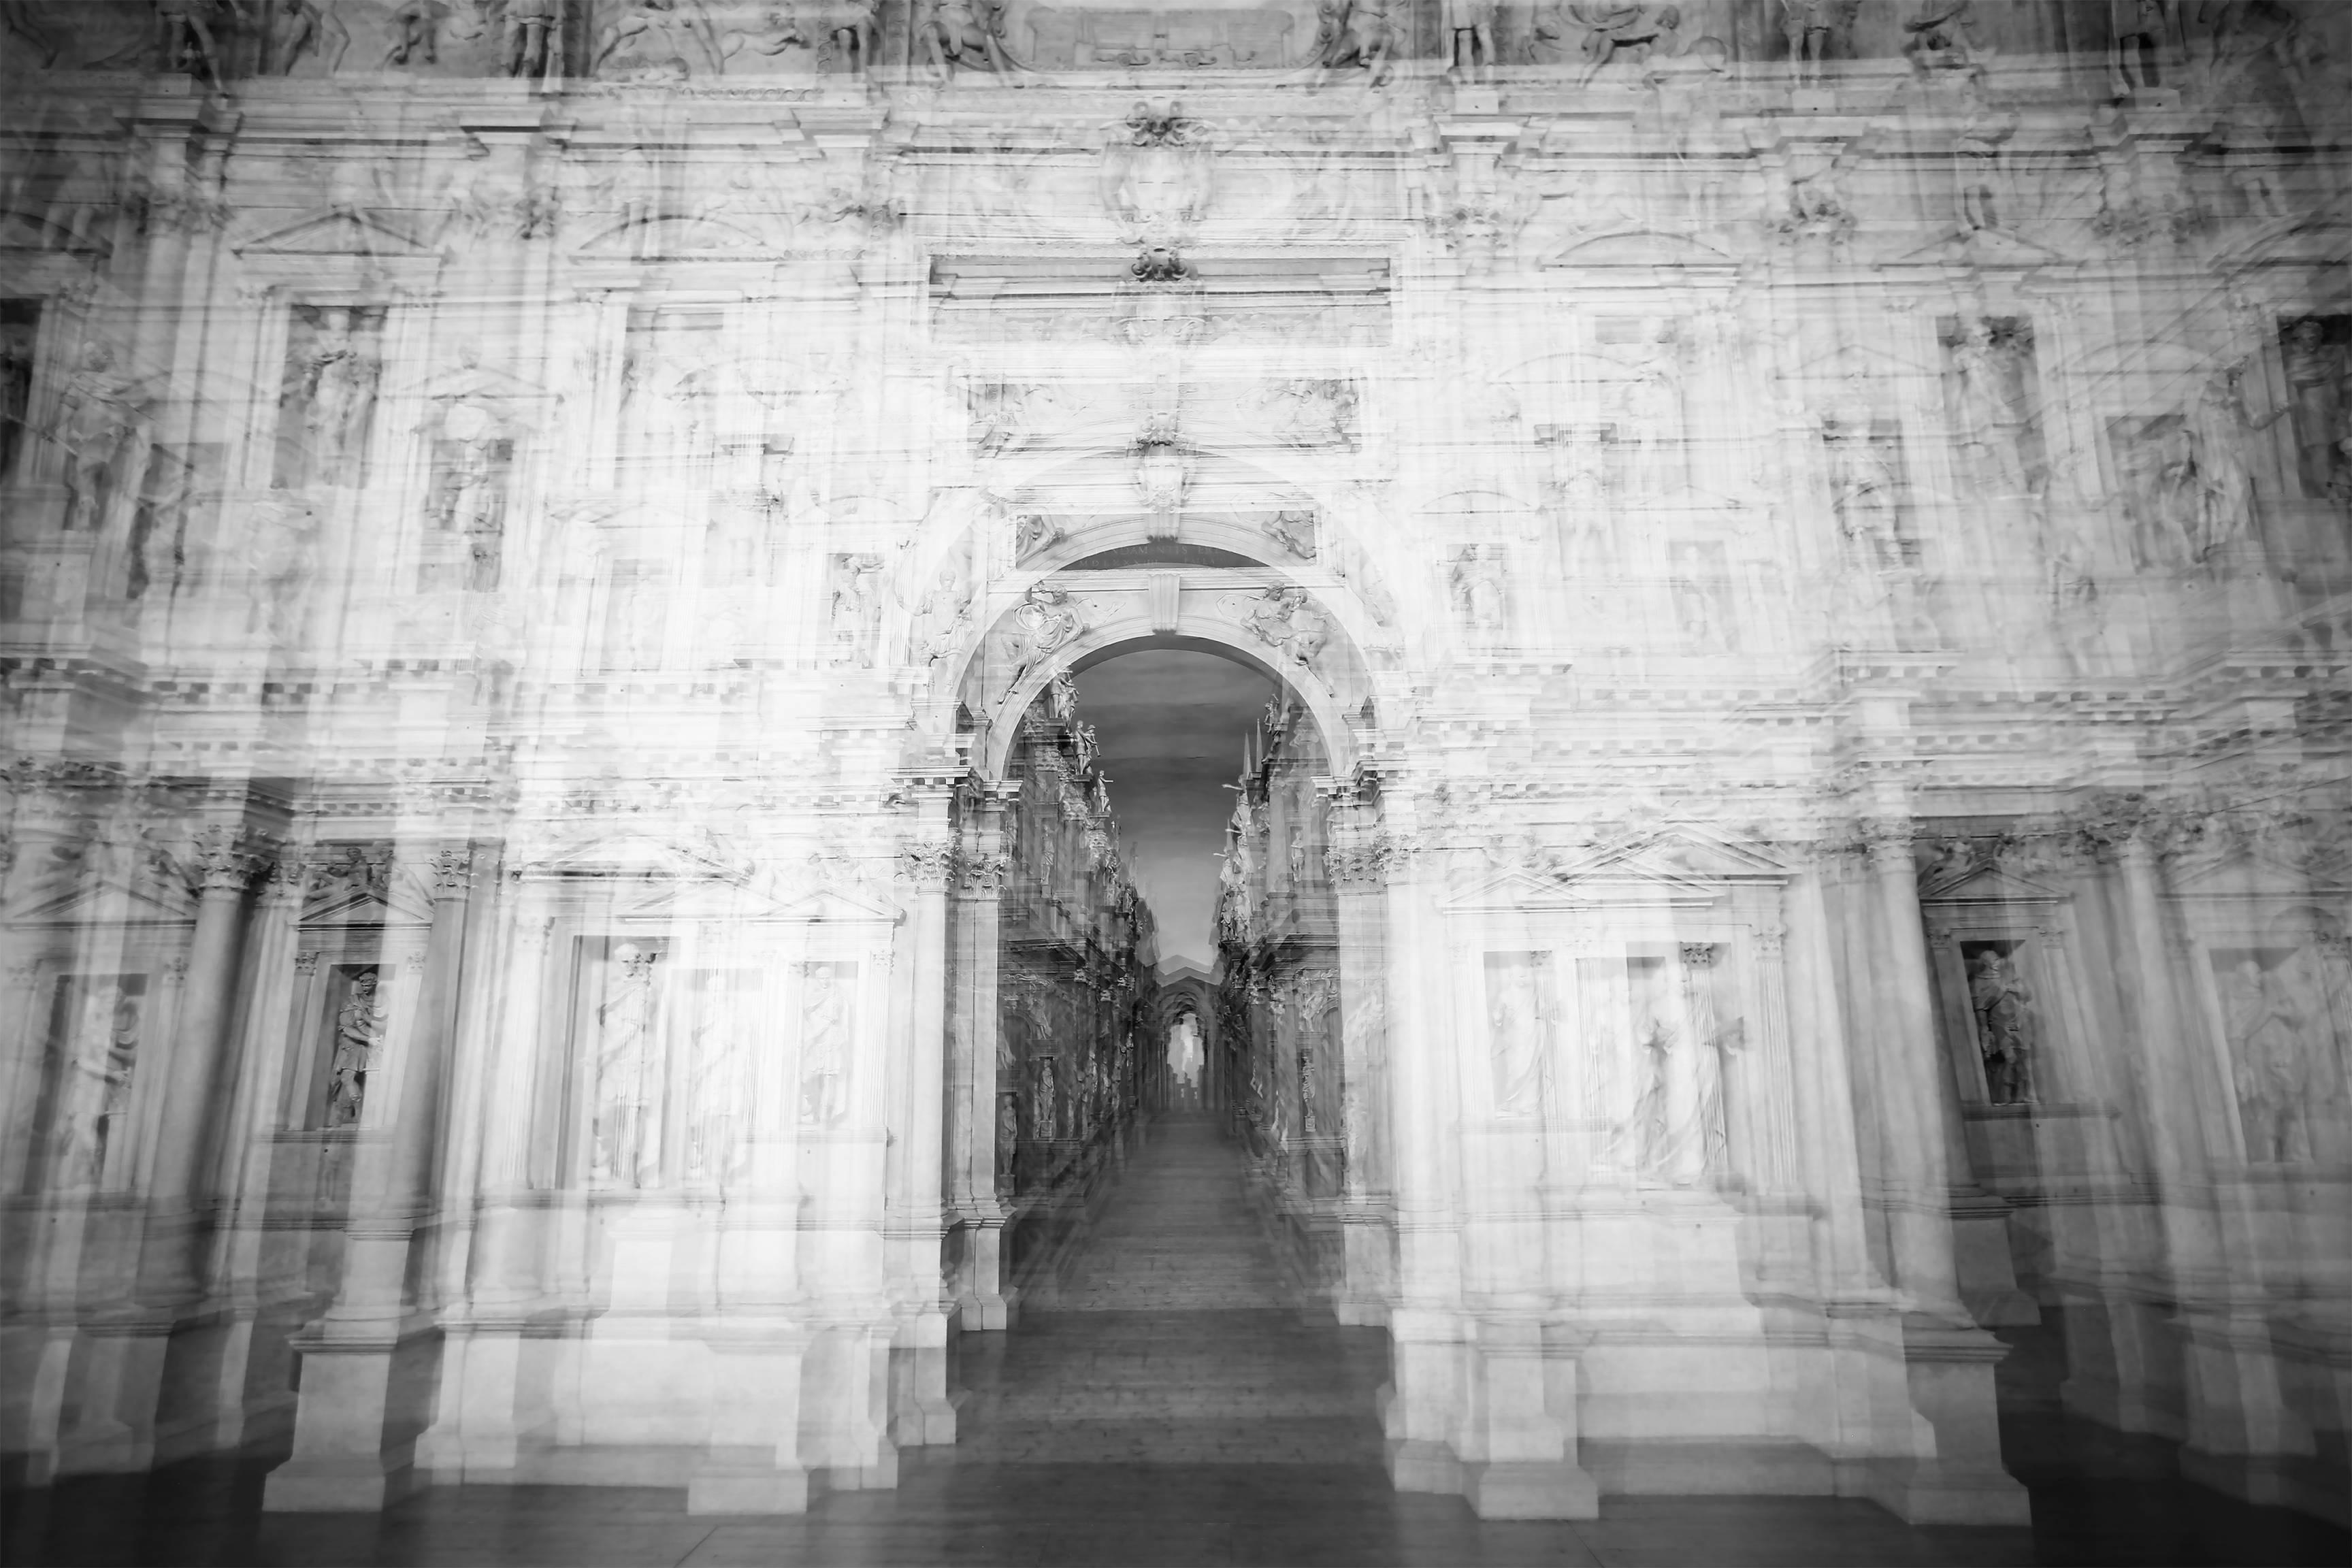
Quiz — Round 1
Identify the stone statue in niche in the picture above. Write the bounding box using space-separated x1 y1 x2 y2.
2175 364 2286 565
799 964 852 1126
52 984 141 1189
277 306 382 490
591 945 663 1184
919 0 1015 80
1440 0 1499 82
423 357 516 547
996 1090 1018 1183
681 973 749 1186
1630 951 1727 1187
1615 318 1684 495
2278 316 2348 499
1669 540 1735 652
53 343 150 537
2220 953 2314 1164
1485 953 1552 1121
1966 948 2036 1105
1311 0 1396 79
623 316 719 481
326 967 388 1128
1450 544 1508 638
268 0 352 74
1779 0 1846 90
0 302 35 485
826 553 885 666
1941 316 2040 497
1820 385 1905 570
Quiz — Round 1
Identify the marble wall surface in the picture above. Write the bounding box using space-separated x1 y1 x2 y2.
1 0 2348 1531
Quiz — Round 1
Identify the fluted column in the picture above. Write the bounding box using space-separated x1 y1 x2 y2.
947 782 1017 1330
265 842 479 1512
883 783 957 1447
1861 822 2031 1525
1862 823 1965 1322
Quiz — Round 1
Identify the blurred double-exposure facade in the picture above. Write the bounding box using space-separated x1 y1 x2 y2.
0 0 2348 1532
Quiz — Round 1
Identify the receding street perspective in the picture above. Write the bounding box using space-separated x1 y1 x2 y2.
1 1 2351 1565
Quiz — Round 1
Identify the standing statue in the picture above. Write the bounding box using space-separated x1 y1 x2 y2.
1488 971 1546 1120
54 988 140 1188
919 0 1014 81
2223 957 2310 1164
591 945 662 1183
1618 316 1684 495
800 966 851 1126
1967 949 2035 1104
1779 0 1844 89
157 0 250 92
1450 544 1507 635
1441 0 1499 81
2179 362 2287 564
52 344 148 538
293 308 380 487
2112 0 2178 95
1947 319 2033 494
2279 318 2345 496
505 0 558 78
1823 395 1904 568
327 968 389 1128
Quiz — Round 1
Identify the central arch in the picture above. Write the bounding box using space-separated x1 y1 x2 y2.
941 555 1400 1345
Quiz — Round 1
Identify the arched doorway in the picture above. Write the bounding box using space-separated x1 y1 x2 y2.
936 549 1400 1335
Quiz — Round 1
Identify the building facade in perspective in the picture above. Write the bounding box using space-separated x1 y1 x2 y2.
1 0 2349 1533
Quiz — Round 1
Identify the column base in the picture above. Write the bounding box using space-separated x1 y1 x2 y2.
1465 1458 1601 1519
261 1453 426 1514
687 1451 810 1515
262 1322 443 1514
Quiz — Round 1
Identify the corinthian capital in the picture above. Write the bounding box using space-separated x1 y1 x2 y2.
898 842 956 890
428 846 476 898
191 825 270 893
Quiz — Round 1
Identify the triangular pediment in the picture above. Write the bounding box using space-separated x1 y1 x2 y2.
1443 828 1788 913
772 880 902 926
9 868 195 926
236 210 430 258
300 878 434 929
534 830 755 885
572 213 774 259
1918 857 2068 905
2162 836 2349 900
1550 826 1791 891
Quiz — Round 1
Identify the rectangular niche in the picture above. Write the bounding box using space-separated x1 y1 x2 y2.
29 972 149 1192
272 304 389 490
1 298 38 486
